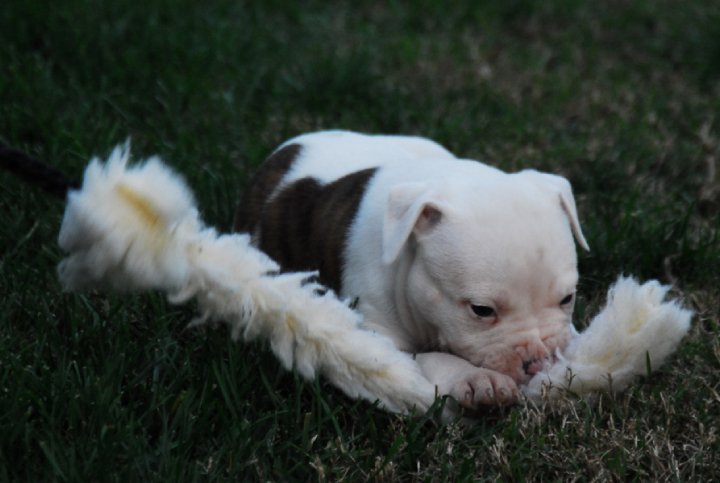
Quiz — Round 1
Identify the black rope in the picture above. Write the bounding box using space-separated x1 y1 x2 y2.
0 144 79 199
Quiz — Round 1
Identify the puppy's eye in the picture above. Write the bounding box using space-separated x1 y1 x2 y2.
470 304 496 318
560 294 574 305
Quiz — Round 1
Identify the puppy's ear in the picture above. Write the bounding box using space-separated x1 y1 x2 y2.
521 170 590 251
383 182 445 264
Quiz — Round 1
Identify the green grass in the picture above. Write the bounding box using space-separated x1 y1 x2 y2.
2 0 719 480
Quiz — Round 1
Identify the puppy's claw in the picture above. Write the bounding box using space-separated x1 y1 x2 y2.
454 368 519 408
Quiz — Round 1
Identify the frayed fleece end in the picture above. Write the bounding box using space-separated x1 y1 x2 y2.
522 277 693 401
57 142 199 291
58 144 693 416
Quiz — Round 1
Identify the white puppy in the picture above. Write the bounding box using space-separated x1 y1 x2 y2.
234 130 589 409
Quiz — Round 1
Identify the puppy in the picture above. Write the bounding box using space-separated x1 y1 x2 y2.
234 130 589 409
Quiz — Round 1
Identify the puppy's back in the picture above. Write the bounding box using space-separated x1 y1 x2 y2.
276 130 454 186
233 130 455 291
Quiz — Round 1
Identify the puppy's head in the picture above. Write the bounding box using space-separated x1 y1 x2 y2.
383 168 589 384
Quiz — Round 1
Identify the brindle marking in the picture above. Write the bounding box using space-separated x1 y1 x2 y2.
234 143 377 292
233 143 302 234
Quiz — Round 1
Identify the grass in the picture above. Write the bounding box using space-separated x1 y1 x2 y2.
1 0 719 480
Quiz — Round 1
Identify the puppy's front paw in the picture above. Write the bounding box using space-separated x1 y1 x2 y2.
449 367 519 408
414 351 520 409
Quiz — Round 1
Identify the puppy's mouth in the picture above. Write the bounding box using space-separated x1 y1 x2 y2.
522 358 551 376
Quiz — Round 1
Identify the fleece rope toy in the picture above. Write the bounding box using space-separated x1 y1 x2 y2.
57 145 693 415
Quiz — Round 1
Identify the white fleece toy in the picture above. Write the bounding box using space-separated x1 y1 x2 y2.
57 145 693 414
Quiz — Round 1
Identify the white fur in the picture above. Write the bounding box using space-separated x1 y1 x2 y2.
277 129 456 187
57 141 692 417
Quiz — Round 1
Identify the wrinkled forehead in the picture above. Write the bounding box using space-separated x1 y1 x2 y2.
477 200 577 262
449 179 575 245
429 186 579 290
465 221 576 278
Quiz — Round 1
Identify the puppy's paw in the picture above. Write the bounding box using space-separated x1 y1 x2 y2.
449 367 519 408
414 351 519 408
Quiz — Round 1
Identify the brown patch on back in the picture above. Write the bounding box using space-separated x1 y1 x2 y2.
233 143 302 233
259 170 377 293
234 143 377 293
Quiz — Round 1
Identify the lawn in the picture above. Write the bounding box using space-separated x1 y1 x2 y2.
1 0 719 480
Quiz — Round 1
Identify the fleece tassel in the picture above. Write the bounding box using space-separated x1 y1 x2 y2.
57 143 437 414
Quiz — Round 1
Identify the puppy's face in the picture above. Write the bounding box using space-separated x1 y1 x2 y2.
384 169 588 384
